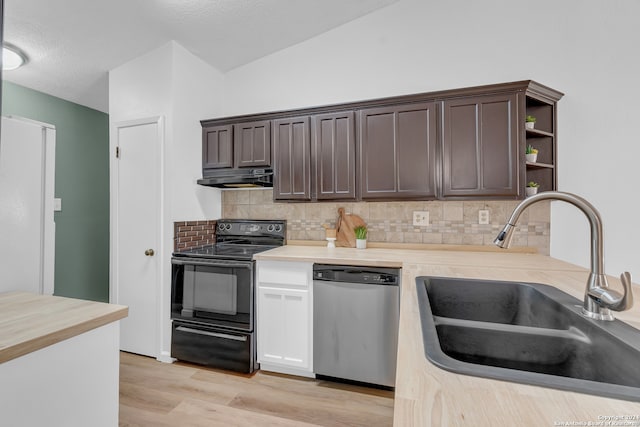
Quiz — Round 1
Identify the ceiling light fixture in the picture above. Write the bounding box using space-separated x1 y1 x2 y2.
3 43 28 71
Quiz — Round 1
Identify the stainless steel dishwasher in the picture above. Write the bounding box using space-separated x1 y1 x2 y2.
313 264 400 388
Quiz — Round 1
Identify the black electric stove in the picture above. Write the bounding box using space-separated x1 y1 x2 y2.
170 219 286 374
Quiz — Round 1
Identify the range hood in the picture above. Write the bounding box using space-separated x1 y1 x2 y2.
197 168 273 188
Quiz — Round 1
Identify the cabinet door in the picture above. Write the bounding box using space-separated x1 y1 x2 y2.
312 111 356 200
202 125 233 169
442 93 519 198
359 103 437 200
234 120 271 168
257 286 310 370
273 116 311 201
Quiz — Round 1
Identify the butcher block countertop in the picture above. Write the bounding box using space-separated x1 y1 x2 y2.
254 245 640 427
0 292 128 364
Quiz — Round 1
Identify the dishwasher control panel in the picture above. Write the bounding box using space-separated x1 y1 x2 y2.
313 265 400 286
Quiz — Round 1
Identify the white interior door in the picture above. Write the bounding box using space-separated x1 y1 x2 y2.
112 117 162 357
0 116 56 295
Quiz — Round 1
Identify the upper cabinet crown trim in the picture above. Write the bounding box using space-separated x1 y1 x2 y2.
200 80 564 127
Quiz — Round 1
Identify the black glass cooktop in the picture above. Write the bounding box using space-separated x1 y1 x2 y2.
173 219 285 261
173 243 278 260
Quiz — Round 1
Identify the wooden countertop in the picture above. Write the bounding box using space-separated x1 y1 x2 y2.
0 292 128 364
255 245 640 426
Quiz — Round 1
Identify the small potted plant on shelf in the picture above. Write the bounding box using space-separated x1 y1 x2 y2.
525 144 538 163
354 225 368 249
525 115 537 130
525 181 540 197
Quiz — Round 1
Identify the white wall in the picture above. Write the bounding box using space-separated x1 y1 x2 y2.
223 0 640 283
170 44 226 221
109 41 225 359
109 41 225 221
109 42 173 122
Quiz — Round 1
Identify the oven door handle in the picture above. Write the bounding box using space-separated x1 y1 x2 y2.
171 258 253 269
175 326 248 342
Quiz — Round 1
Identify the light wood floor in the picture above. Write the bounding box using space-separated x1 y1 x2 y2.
119 352 394 426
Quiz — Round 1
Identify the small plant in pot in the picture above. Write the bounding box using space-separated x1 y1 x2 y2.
525 115 537 130
525 144 538 163
354 226 368 249
525 181 540 197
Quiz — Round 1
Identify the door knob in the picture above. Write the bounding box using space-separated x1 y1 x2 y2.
144 249 155 256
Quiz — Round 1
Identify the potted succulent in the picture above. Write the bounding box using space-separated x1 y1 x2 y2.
525 144 538 163
525 115 536 130
354 225 368 249
525 181 540 197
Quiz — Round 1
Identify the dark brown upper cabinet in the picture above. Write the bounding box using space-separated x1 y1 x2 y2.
202 124 233 169
234 120 271 168
311 111 356 200
202 121 271 171
273 116 311 201
441 93 519 198
359 103 437 200
200 80 563 201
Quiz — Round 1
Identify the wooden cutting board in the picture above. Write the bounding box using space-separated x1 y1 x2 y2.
336 207 367 248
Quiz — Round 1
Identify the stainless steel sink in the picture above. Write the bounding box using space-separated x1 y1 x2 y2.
416 277 640 401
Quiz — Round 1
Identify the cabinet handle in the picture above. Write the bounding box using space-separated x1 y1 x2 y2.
175 326 247 342
145 249 155 256
171 258 253 269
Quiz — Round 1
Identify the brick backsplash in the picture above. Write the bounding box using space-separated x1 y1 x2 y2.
221 189 551 255
173 220 217 252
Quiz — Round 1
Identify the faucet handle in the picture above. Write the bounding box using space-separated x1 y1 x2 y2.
619 271 634 310
588 272 633 312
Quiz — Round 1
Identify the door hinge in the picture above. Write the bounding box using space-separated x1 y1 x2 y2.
116 146 120 158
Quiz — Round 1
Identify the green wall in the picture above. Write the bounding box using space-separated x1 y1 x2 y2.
2 81 110 302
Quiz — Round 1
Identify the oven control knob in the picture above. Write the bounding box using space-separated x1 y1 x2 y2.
225 223 232 231
275 224 282 232
217 223 226 232
267 224 275 232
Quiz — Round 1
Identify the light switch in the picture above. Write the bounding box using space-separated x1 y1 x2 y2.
54 198 62 212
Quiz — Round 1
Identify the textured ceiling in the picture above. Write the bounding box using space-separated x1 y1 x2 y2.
3 0 398 113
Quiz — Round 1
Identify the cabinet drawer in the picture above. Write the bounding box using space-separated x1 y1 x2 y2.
171 321 255 373
256 261 312 288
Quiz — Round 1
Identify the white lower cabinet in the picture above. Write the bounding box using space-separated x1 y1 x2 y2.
256 260 313 377
258 287 310 368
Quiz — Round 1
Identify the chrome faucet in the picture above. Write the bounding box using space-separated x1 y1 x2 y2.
494 191 633 321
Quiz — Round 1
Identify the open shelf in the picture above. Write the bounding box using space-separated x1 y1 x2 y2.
526 128 554 138
524 88 561 195
525 97 555 135
526 167 554 193
526 161 554 169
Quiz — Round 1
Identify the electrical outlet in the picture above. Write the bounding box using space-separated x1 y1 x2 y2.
478 209 490 225
413 211 429 226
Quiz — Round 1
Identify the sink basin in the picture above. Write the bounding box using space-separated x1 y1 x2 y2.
416 277 640 401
